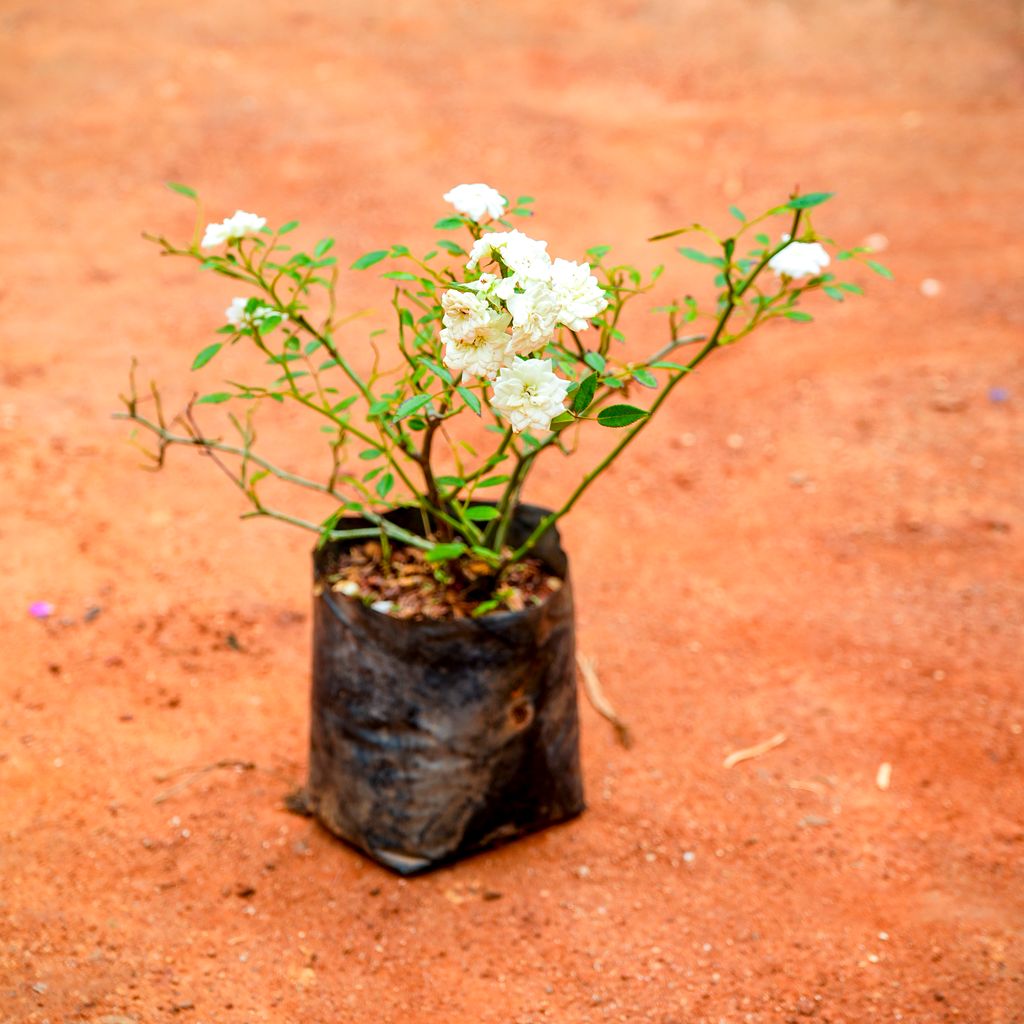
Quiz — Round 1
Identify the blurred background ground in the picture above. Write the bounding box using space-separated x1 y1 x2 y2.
1 2 1022 1022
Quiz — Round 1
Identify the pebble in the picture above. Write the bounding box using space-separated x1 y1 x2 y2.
682 851 696 863
919 278 942 297
726 433 745 450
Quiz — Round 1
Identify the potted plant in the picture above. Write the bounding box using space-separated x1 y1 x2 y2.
118 182 885 873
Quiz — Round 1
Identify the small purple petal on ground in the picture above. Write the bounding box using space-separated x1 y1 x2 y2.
29 601 55 619
989 387 1009 403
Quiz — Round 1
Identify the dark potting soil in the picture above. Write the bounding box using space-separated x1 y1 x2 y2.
317 540 563 620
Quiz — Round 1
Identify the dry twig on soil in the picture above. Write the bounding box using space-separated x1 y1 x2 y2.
577 652 633 748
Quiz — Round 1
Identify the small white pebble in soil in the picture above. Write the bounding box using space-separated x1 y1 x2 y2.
867 953 880 964
919 278 942 297
864 232 889 252
726 433 745 450
682 851 696 863
370 600 395 615
335 580 360 597
680 432 697 447
53 758 63 768
879 932 890 941
576 865 591 878
1010 723 1022 735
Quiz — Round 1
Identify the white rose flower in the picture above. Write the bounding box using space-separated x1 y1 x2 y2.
507 280 559 355
441 310 513 380
225 296 285 331
441 288 494 339
491 357 570 434
768 235 830 280
201 210 267 248
550 258 608 331
443 183 507 224
467 230 551 280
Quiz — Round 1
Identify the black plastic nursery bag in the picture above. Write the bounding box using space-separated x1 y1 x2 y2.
305 505 584 874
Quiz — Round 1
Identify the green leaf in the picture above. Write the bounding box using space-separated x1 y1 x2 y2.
358 448 383 460
426 542 467 563
755 233 771 246
195 392 232 405
476 474 510 488
417 357 453 384
787 192 834 210
166 181 197 200
464 506 500 522
838 282 864 295
516 195 535 205
823 285 845 302
314 238 334 257
394 394 432 419
584 351 606 373
382 270 418 281
586 244 611 261
435 475 465 488
434 216 465 230
457 385 482 415
375 472 394 498
648 226 695 242
471 598 502 618
785 310 814 322
572 372 599 413
650 360 688 371
278 220 299 234
631 368 658 389
436 239 467 256
867 259 893 279
351 250 389 270
729 205 746 222
597 404 648 427
191 342 222 370
678 246 724 267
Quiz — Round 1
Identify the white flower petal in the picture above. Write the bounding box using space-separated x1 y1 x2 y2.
201 209 267 249
443 183 507 224
768 239 830 280
491 357 570 433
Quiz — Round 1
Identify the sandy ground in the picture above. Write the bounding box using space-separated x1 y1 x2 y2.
2 1 1023 1022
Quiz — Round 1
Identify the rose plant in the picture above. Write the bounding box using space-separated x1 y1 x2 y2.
119 182 887 615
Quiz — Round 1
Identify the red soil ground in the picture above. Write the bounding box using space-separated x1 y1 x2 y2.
2 2 1022 1022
